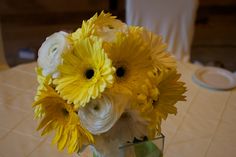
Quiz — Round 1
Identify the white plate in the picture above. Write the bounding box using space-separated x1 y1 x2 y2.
193 66 236 90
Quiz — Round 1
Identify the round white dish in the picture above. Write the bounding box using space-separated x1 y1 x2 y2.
193 66 236 90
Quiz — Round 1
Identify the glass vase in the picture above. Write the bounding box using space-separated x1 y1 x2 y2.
78 134 164 157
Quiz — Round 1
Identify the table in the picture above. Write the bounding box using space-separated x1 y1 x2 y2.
0 62 235 157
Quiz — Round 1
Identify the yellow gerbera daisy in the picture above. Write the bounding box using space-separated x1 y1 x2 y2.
33 84 94 153
54 37 115 109
146 69 186 136
105 31 155 100
71 11 127 43
129 26 176 70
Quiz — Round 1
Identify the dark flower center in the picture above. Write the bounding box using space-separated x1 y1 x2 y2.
116 66 125 77
94 105 99 111
85 69 94 79
62 108 69 117
107 25 114 29
120 112 130 119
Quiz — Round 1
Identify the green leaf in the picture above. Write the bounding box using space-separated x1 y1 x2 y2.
134 141 163 157
93 151 99 157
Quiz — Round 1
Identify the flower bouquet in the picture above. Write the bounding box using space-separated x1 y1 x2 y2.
32 11 186 157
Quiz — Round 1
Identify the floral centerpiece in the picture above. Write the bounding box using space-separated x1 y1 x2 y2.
32 11 186 157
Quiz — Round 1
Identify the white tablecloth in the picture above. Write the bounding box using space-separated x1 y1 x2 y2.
0 62 235 157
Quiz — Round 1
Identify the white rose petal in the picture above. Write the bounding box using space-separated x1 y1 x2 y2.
78 93 128 135
37 31 69 77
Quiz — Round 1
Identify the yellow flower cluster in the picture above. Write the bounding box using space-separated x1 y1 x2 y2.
33 11 186 154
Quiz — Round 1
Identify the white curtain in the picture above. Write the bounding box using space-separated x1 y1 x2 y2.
126 0 199 62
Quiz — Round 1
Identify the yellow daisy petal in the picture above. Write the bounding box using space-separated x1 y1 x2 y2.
53 125 64 144
57 128 69 151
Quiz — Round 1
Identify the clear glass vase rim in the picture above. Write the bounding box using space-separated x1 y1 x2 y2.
118 133 165 149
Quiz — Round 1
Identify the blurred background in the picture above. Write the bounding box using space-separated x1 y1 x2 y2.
0 0 236 71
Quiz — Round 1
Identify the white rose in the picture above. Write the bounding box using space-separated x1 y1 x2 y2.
37 31 69 78
96 22 128 42
78 93 128 135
